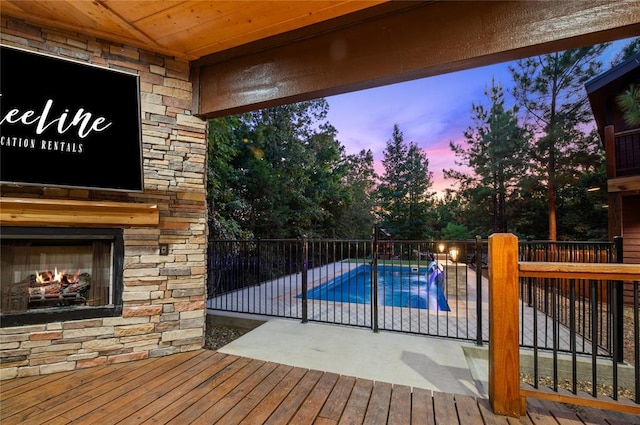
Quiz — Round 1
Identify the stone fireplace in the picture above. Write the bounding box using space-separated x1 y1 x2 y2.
0 19 207 380
0 227 124 327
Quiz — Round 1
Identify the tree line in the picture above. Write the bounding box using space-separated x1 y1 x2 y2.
207 39 638 241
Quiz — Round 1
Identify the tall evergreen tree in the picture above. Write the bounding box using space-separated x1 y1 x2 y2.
510 45 608 240
446 80 528 234
207 115 254 240
207 99 352 239
376 124 434 239
612 37 640 127
336 149 378 238
610 36 640 66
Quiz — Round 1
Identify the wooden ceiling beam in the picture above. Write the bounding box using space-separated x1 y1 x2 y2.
90 1 163 50
193 0 640 118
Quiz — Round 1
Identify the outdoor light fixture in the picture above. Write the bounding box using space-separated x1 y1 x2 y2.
438 243 445 253
449 248 459 263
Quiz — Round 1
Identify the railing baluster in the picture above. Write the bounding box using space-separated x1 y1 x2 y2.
570 278 577 395
612 279 619 400
591 279 598 398
371 231 378 333
301 237 308 323
635 280 639 404
552 278 558 392
475 235 482 346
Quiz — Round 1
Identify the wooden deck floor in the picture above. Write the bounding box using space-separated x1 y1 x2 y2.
1 350 638 424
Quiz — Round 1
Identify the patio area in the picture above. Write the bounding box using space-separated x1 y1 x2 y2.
2 348 639 424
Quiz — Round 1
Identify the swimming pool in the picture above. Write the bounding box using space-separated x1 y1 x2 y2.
303 264 450 311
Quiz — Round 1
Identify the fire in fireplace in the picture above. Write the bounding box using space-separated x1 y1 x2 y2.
0 227 123 326
28 267 91 307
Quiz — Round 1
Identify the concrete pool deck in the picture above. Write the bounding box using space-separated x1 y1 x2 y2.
216 317 489 398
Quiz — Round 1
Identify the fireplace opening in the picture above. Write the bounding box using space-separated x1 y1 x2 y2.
0 227 123 326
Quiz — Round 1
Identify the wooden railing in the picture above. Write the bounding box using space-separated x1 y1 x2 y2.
488 234 640 417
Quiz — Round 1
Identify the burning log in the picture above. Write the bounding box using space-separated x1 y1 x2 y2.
24 269 91 306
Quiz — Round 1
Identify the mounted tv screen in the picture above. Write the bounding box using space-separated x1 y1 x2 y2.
0 45 143 192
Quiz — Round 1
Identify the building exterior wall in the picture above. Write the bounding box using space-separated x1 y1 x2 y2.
0 17 208 379
623 195 640 264
622 195 640 304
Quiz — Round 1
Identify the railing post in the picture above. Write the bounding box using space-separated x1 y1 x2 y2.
614 236 624 363
475 235 483 346
488 233 524 417
301 236 308 324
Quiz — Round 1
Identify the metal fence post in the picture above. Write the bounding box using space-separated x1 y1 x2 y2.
475 235 483 346
301 236 308 323
614 236 624 363
371 226 379 333
256 239 261 285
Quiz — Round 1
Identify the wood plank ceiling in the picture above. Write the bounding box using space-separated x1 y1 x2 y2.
3 1 639 117
0 0 388 59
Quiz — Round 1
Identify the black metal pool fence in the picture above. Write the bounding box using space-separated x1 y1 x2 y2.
208 237 633 355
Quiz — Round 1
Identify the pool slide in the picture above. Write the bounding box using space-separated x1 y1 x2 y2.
408 261 451 311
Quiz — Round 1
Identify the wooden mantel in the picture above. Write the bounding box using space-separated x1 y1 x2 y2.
0 197 159 228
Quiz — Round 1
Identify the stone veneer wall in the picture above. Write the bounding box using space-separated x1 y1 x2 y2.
0 18 208 379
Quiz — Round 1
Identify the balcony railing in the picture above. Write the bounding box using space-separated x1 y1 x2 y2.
488 234 640 417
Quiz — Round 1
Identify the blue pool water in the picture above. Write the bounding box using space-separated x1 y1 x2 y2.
303 264 450 311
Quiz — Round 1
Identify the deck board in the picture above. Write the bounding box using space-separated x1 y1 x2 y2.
120 352 236 424
289 372 340 425
62 351 209 423
80 350 221 425
168 358 265 424
263 369 324 425
216 363 294 425
316 375 356 423
239 366 307 424
1 349 638 425
2 355 180 425
411 387 436 425
338 378 374 424
477 398 511 425
387 384 411 424
364 381 392 424
433 391 459 424
195 361 280 424
456 394 487 425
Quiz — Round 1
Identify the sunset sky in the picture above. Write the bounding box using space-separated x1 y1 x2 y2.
325 38 633 197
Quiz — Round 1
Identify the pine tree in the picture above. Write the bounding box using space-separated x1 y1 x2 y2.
510 45 608 240
376 124 434 239
610 36 639 66
446 80 528 234
337 149 378 238
612 37 640 127
616 84 640 127
207 99 354 239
